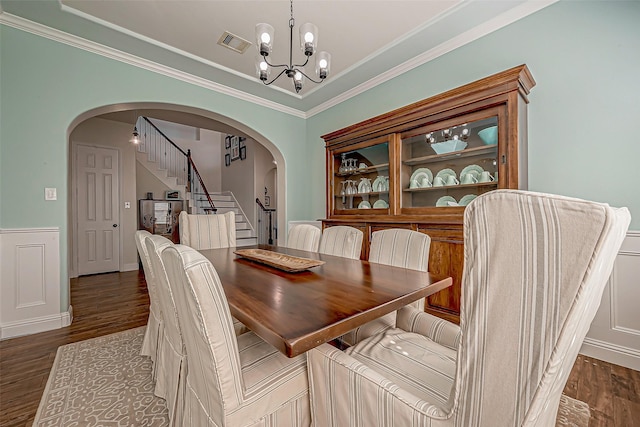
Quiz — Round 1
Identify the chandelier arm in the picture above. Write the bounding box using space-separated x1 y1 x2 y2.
297 69 325 84
262 55 290 70
292 56 310 69
261 68 289 86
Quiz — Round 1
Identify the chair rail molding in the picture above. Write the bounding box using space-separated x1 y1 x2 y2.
582 231 640 370
0 227 71 339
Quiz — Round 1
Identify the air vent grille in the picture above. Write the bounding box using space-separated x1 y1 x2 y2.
217 31 252 54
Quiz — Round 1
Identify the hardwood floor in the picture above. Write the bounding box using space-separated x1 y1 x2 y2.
0 271 150 427
1 270 639 426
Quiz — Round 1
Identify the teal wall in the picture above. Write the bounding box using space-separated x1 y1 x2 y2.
0 26 307 310
307 0 640 228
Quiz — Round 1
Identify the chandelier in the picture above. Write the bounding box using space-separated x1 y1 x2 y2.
255 0 331 93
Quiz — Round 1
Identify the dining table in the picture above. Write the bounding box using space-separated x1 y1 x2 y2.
198 244 452 357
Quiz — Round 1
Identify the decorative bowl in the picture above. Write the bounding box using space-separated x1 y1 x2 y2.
478 126 498 145
430 140 467 154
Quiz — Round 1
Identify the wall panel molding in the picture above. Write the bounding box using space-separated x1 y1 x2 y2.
581 231 640 370
0 228 64 339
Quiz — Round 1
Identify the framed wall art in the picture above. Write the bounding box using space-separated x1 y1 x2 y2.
165 190 180 200
240 145 247 160
225 153 231 167
230 136 240 160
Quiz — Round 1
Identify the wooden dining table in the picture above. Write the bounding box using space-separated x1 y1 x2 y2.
198 245 452 357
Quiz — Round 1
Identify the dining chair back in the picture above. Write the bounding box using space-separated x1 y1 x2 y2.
287 224 321 252
308 190 631 426
179 211 236 250
135 230 162 376
341 228 431 345
162 244 311 426
144 234 185 426
318 225 363 259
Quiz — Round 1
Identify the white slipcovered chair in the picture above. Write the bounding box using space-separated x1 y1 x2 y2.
144 234 185 425
287 224 321 252
318 225 363 260
145 235 250 426
161 244 311 426
135 230 162 378
308 190 630 427
340 228 432 346
179 211 236 249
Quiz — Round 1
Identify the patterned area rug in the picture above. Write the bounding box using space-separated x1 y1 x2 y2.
34 327 168 426
34 327 590 426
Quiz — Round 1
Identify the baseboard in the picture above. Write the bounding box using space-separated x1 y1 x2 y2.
0 308 73 340
122 263 140 272
580 337 640 371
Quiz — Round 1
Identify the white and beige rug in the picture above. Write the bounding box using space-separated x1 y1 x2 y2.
34 327 590 426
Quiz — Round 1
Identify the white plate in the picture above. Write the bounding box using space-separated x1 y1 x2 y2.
373 200 389 209
459 194 477 206
411 172 431 187
358 201 371 209
372 176 388 192
357 180 370 194
461 164 484 179
436 196 457 207
410 168 433 184
435 168 457 180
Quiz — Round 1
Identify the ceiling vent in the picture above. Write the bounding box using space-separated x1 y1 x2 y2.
217 31 252 54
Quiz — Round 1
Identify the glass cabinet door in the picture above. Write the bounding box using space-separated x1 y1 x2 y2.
331 138 390 213
401 112 500 211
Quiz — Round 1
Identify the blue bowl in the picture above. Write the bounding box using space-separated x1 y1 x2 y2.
478 126 498 145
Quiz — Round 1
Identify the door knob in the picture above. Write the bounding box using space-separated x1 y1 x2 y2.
112 224 118 228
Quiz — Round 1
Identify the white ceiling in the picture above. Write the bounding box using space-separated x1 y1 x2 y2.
0 0 554 114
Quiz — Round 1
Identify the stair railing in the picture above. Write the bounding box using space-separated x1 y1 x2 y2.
220 191 255 236
256 198 276 245
138 117 216 213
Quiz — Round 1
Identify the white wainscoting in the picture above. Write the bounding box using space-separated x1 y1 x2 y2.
581 231 640 370
0 228 71 339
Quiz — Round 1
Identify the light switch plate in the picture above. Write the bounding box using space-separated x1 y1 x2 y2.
45 188 57 201
124 202 131 209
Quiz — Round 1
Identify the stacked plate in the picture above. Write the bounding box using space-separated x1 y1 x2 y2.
435 194 477 207
460 164 484 184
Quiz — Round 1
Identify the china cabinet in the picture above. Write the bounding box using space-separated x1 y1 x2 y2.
322 65 535 322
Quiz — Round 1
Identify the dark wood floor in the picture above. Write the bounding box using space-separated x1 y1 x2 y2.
1 270 639 426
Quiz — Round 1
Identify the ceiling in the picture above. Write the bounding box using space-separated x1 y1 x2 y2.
0 0 555 115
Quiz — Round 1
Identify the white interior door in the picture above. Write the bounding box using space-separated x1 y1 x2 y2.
76 144 120 275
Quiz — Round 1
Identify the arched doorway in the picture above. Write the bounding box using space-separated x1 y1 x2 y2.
67 102 286 277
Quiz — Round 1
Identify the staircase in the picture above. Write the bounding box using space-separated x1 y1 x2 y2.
189 192 257 247
135 116 257 247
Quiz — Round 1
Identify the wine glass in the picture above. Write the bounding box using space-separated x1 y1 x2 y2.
339 153 347 174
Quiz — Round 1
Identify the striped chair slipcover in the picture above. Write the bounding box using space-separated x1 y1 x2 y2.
179 211 236 249
162 244 310 427
135 230 163 378
308 190 630 427
144 235 184 425
287 224 321 252
318 225 363 260
340 228 433 346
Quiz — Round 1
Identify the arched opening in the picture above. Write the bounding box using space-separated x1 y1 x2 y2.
67 102 286 277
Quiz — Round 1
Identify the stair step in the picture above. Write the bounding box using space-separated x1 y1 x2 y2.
237 229 254 239
236 237 258 247
209 194 233 202
215 207 240 215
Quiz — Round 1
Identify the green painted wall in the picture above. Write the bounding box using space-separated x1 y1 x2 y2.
0 26 307 310
307 0 640 229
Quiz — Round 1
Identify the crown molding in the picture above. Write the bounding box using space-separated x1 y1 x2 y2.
306 0 558 118
0 13 306 119
2 0 557 120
